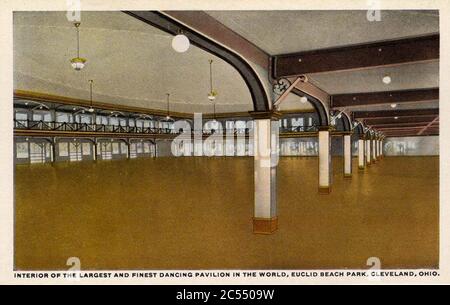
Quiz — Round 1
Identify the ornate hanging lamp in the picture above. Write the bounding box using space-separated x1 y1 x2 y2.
70 22 87 71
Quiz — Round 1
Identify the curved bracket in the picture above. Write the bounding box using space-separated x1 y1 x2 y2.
124 11 270 112
292 88 329 126
340 111 352 132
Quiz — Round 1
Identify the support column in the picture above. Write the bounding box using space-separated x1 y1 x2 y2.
51 137 57 163
93 139 97 161
380 139 383 157
251 111 280 234
366 138 372 166
376 138 380 159
372 138 377 163
318 126 332 194
343 133 352 178
358 136 365 170
378 138 383 159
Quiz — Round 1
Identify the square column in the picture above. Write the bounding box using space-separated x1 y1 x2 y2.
92 140 97 161
366 139 371 165
372 138 377 163
251 112 280 234
380 139 383 157
358 137 365 170
343 134 352 178
378 139 383 159
376 139 380 159
318 126 332 194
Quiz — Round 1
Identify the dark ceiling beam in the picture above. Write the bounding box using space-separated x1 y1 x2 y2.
377 126 438 131
363 116 438 125
383 128 439 133
384 131 439 137
353 108 439 119
162 11 269 69
369 122 439 129
331 88 439 107
272 34 439 78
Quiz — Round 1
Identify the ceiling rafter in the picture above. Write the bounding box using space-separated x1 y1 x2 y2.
332 88 438 108
272 34 439 78
353 108 439 119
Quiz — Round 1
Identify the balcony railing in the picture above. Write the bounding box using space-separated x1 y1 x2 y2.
14 120 177 135
14 119 319 136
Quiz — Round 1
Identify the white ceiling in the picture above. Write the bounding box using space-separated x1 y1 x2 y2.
14 11 254 113
206 10 439 55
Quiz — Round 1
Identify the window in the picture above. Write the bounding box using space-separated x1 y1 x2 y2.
136 142 143 154
112 142 120 154
33 113 43 121
80 115 92 124
99 142 112 160
143 142 150 154
119 118 127 127
120 142 128 155
56 112 70 123
109 117 119 126
15 112 28 121
82 143 91 156
291 118 304 127
30 142 46 163
96 115 108 125
135 119 144 128
58 142 69 157
130 143 137 158
16 142 29 159
69 142 82 161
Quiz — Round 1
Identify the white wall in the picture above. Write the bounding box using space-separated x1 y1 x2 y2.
384 136 439 156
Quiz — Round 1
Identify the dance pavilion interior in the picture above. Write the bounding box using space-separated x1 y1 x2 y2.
13 10 439 270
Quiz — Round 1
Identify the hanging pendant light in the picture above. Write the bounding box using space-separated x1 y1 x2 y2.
212 102 217 123
88 80 94 112
207 59 218 101
70 22 87 71
164 93 173 121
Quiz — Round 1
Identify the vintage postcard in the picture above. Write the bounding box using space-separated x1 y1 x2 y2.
0 0 449 290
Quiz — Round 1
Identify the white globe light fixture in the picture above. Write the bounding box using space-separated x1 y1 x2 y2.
172 34 190 53
382 75 392 84
390 103 397 108
300 96 308 103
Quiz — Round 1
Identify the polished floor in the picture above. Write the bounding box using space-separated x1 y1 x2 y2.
14 156 439 270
